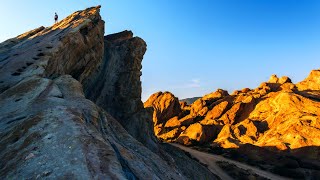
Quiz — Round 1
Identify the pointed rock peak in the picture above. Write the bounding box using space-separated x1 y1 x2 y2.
307 69 320 79
278 76 292 84
268 74 279 83
0 5 105 94
297 69 320 91
52 6 102 30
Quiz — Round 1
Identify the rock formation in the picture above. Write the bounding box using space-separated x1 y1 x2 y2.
144 92 182 136
0 6 217 179
146 73 320 154
83 30 157 150
146 73 320 178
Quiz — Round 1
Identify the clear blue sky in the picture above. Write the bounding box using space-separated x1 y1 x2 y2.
1 0 319 101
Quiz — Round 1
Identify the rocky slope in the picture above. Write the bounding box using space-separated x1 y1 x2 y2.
0 6 217 179
146 72 320 178
145 72 320 154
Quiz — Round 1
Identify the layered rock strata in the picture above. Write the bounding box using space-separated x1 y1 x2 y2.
0 6 217 179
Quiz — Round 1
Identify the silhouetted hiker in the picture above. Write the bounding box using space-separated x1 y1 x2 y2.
54 13 58 24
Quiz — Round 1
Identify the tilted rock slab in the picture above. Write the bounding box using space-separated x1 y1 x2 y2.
0 6 217 179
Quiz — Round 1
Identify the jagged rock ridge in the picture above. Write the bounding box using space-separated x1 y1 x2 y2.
145 73 320 153
0 6 217 179
146 72 320 178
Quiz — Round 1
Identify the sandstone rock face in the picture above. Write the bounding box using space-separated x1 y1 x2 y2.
144 92 182 125
144 92 182 137
146 73 320 156
177 123 217 145
0 7 104 94
145 89 229 143
297 69 320 91
0 7 217 179
83 30 157 149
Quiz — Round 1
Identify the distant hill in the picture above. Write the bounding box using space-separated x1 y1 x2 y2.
180 97 201 105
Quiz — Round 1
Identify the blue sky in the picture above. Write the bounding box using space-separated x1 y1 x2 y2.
1 0 319 101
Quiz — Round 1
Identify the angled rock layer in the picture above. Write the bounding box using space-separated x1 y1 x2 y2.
0 6 216 179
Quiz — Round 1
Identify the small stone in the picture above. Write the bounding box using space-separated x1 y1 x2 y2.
25 153 35 160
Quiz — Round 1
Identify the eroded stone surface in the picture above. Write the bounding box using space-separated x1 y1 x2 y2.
0 6 217 180
146 72 320 156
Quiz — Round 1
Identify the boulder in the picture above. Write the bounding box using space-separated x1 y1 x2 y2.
144 91 181 126
177 123 216 144
205 101 229 120
165 116 181 128
268 74 279 83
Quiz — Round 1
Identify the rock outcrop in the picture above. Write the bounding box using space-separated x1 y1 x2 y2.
146 72 320 179
144 92 182 136
0 6 217 179
146 72 320 154
83 30 156 149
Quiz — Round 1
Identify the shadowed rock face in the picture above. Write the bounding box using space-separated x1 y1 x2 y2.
146 72 320 155
84 30 157 149
0 6 217 179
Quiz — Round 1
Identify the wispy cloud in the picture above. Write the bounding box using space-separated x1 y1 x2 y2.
187 78 201 88
172 78 201 89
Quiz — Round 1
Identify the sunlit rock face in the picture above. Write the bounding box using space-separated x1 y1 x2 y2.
0 7 104 94
146 71 320 155
0 6 217 179
144 91 182 136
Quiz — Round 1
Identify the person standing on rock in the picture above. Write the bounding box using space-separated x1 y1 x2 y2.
54 13 58 24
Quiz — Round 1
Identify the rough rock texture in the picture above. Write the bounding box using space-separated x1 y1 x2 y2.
83 30 156 149
177 123 217 145
146 72 320 179
144 91 182 125
0 6 217 179
0 7 104 94
146 72 320 154
144 92 182 136
297 70 320 91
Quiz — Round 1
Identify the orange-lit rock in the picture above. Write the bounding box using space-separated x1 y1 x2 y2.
144 91 181 126
177 123 216 144
190 99 207 116
297 69 320 91
205 101 229 120
146 69 320 153
202 89 229 101
165 116 181 128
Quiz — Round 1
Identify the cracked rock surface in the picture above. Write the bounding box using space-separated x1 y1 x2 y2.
0 6 217 179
